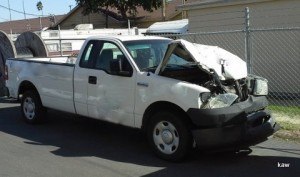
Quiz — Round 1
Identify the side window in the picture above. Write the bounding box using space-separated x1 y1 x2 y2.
95 42 132 75
79 40 102 68
127 45 155 70
84 44 93 62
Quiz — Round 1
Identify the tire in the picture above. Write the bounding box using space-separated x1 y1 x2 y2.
21 90 46 124
147 111 192 162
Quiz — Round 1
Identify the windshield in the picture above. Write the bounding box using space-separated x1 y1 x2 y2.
165 44 197 68
123 39 171 71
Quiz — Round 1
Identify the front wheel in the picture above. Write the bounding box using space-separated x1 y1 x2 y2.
21 90 46 123
147 111 192 161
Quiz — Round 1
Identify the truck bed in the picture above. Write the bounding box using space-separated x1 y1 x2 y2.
6 57 77 114
9 56 77 65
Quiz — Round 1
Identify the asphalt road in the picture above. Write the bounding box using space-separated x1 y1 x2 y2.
0 97 299 177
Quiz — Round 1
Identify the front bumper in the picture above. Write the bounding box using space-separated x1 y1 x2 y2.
187 96 280 149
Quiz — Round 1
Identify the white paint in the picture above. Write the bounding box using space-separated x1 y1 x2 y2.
86 70 135 127
6 59 75 114
146 19 189 34
156 39 247 80
6 35 248 129
133 72 210 128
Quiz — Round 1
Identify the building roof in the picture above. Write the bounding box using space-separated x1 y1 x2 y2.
145 19 189 34
178 0 273 10
0 15 65 34
54 0 198 28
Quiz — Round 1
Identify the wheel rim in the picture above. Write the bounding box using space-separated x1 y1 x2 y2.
153 121 179 155
23 97 35 120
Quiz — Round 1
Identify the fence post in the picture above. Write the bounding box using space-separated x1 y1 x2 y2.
245 7 252 74
58 25 63 56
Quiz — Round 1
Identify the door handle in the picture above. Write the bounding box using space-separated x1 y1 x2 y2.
137 82 148 87
88 76 97 84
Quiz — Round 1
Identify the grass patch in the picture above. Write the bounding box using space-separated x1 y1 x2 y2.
268 105 300 118
268 105 300 142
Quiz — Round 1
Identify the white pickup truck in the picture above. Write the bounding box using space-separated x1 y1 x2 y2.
5 36 279 161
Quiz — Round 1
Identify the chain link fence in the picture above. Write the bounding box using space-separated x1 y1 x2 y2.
148 8 300 115
251 28 300 108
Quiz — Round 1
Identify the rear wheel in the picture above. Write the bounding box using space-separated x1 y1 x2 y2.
147 111 192 161
21 90 46 123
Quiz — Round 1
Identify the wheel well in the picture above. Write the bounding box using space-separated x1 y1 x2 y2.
142 101 192 131
18 81 38 99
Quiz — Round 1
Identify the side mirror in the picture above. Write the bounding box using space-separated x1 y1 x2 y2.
110 58 132 77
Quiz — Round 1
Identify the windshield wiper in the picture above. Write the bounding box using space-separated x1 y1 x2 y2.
141 65 159 71
166 63 197 69
182 62 199 66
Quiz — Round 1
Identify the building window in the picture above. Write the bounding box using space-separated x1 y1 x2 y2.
46 43 59 52
49 32 58 37
61 43 72 51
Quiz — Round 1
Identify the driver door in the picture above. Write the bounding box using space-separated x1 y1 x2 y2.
87 41 136 127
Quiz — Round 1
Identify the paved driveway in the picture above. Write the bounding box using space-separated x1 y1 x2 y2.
0 98 299 177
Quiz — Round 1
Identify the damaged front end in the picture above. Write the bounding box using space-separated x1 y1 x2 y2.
157 39 279 149
188 95 279 149
201 74 269 109
191 74 279 149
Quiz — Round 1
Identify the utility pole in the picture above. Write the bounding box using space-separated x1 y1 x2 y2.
244 7 252 74
23 0 30 30
7 0 12 22
22 0 26 19
128 19 131 35
39 17 42 30
161 0 166 21
7 0 12 36
182 0 186 19
69 5 72 11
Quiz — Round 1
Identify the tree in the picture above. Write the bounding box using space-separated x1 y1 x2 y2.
36 1 43 12
36 1 44 30
75 0 162 20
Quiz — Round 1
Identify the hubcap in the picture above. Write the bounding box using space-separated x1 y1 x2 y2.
23 97 35 120
153 121 179 155
162 130 173 144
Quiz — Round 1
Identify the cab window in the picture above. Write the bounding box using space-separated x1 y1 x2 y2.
80 40 133 76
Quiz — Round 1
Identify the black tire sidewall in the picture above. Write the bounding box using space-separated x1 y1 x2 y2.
147 111 192 161
21 90 44 123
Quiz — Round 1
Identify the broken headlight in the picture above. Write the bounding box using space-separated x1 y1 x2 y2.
247 75 268 96
203 93 238 109
253 78 268 96
200 92 212 103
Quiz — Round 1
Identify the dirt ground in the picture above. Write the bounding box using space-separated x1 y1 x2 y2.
273 112 300 142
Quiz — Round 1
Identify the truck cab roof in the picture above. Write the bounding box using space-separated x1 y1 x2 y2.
86 35 169 42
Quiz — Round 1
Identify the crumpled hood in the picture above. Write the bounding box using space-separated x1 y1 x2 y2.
156 39 248 80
